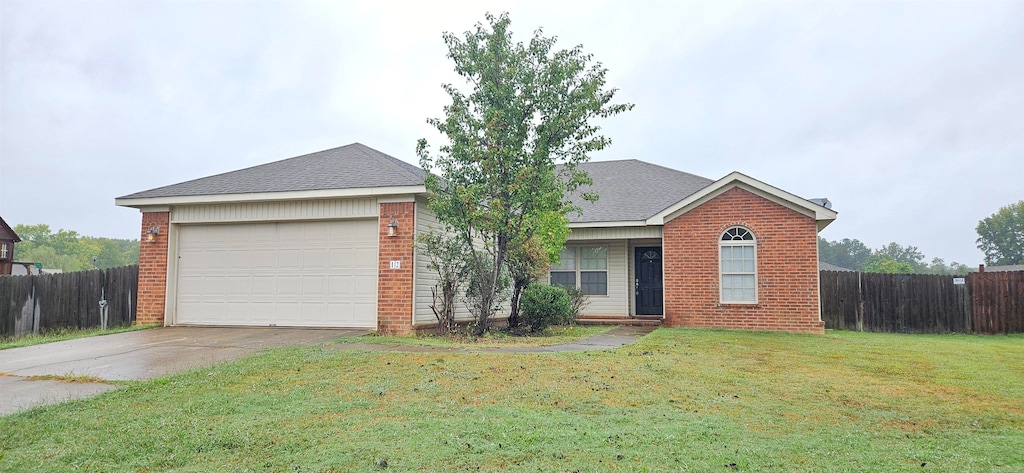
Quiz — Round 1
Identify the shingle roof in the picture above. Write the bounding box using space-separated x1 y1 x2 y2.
117 143 425 199
566 160 713 223
0 216 20 242
819 261 855 272
980 264 1024 272
118 145 719 224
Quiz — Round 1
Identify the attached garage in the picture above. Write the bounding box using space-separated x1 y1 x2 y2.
173 220 378 328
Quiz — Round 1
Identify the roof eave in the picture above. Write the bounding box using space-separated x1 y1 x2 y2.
645 172 838 227
115 185 429 209
567 220 653 228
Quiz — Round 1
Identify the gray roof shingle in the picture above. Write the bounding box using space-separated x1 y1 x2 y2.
118 144 715 224
117 143 425 199
567 160 713 223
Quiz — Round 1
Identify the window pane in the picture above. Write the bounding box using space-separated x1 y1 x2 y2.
551 249 575 271
579 246 607 270
742 257 755 273
580 271 607 295
722 274 756 302
550 271 576 288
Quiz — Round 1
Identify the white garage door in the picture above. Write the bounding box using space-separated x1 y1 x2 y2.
175 220 378 328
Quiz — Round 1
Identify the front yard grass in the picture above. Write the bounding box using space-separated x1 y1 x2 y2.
1 329 1022 472
342 324 613 348
0 324 156 350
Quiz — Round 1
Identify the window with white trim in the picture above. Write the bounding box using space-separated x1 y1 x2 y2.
720 226 756 303
550 246 608 295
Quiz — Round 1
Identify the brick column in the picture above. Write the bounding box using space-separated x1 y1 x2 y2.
136 211 169 325
377 202 415 334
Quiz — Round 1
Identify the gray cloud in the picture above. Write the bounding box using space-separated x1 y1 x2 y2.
1 0 1021 265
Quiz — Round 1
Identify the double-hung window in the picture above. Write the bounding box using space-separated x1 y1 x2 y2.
720 226 756 303
550 246 608 295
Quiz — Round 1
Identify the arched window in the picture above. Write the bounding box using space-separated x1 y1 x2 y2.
720 226 756 303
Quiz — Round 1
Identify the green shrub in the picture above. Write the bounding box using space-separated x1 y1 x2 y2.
520 284 572 332
564 286 588 322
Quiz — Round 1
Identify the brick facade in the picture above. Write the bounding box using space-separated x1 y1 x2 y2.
662 187 824 334
377 202 415 334
136 211 169 326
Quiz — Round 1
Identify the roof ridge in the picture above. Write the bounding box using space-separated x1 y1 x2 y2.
350 143 424 182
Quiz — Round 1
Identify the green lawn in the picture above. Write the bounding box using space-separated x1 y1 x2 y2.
0 324 156 350
1 329 1022 472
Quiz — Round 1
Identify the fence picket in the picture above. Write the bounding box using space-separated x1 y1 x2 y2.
1 266 139 338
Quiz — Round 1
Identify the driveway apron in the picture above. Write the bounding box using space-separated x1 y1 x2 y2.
0 327 365 416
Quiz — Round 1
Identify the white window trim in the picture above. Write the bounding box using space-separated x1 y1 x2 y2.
550 245 609 297
719 227 758 304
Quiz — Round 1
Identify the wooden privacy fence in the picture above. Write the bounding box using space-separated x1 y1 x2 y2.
820 270 1024 334
0 265 138 339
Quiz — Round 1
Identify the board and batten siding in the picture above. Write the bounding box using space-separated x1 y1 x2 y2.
170 198 378 224
568 226 662 241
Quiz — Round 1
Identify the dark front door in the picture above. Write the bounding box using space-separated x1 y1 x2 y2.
635 246 663 316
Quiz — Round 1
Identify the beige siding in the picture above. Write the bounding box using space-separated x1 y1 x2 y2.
171 198 378 224
414 198 440 325
561 240 629 316
413 199 515 325
568 226 662 241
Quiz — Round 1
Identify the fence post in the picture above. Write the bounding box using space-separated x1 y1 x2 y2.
856 271 864 332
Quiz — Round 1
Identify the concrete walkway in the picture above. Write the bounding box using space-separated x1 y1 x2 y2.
0 327 365 416
331 325 658 353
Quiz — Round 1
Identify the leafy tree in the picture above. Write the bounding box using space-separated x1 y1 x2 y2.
417 13 631 335
976 200 1024 265
873 242 926 272
417 231 470 335
505 237 551 329
818 237 872 271
863 257 915 274
12 223 139 271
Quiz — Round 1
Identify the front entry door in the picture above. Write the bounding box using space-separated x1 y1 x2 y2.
635 246 663 316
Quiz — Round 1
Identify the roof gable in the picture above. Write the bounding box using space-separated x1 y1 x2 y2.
117 143 425 201
647 172 837 230
0 216 20 242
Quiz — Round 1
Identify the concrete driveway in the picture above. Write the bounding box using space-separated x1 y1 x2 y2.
0 327 367 416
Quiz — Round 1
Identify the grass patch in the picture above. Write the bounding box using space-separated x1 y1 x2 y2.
1 329 1022 471
0 325 156 351
339 324 613 348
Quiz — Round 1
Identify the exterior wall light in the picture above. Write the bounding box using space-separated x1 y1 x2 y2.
146 224 161 242
386 217 399 237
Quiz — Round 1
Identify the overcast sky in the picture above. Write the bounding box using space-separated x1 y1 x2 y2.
1 1 1021 265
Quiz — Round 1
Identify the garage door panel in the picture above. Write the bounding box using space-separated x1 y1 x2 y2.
303 248 329 269
176 220 378 327
302 276 326 296
174 220 378 327
252 276 275 293
277 250 302 269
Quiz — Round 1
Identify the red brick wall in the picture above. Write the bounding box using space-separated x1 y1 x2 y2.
377 202 415 334
136 211 169 326
663 187 824 334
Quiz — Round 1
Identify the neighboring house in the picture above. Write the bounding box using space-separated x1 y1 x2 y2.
977 264 1024 272
0 216 21 276
819 261 855 272
115 143 837 334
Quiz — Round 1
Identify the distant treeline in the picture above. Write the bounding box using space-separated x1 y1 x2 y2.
12 224 139 272
818 237 971 275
